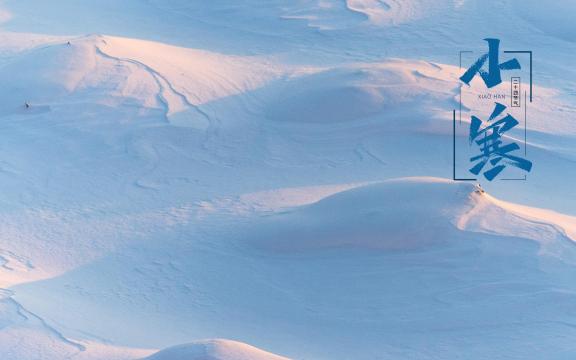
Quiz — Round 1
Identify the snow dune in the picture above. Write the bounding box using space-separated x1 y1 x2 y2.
247 178 465 251
244 177 576 253
0 34 283 126
266 60 459 127
145 340 288 360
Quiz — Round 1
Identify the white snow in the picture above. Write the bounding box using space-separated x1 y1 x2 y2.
145 339 289 360
0 1 572 360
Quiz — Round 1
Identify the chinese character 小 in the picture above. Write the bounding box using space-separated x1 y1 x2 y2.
460 38 521 88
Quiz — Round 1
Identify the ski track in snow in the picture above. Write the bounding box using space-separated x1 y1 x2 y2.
94 45 214 130
0 288 87 357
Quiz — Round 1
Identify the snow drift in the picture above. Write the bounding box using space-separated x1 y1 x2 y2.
144 339 289 360
244 177 575 254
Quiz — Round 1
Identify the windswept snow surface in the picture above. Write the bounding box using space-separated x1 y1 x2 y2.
0 0 573 360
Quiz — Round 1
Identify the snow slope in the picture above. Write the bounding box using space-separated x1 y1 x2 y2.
0 0 572 359
7 178 576 360
144 340 289 360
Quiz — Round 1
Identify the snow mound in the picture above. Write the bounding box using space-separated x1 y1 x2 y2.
145 339 289 360
0 34 282 127
266 60 458 128
0 35 168 120
246 178 470 251
246 177 575 253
